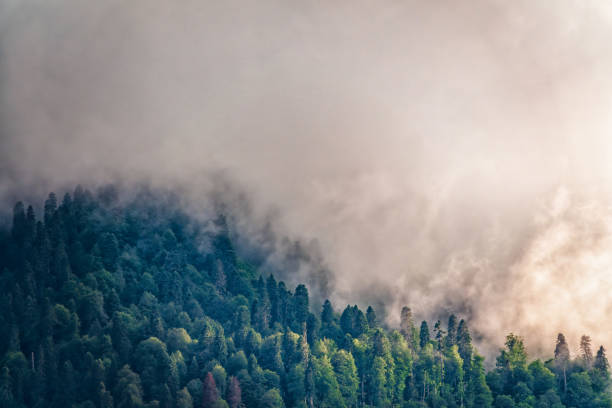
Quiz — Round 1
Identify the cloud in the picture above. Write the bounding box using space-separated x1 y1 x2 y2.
3 0 612 359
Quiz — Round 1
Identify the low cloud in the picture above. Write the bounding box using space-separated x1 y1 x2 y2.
2 0 612 359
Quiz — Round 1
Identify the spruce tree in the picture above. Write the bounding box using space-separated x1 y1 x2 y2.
580 335 593 367
554 333 570 393
321 300 334 324
366 306 377 328
594 346 609 373
419 321 430 348
400 306 414 346
293 284 309 334
446 314 457 348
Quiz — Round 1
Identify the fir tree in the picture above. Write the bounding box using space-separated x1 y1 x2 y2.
554 333 570 393
580 335 593 367
419 321 430 349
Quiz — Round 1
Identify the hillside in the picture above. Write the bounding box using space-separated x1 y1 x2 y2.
0 187 609 408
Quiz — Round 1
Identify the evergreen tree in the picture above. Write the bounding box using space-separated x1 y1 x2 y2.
457 319 473 369
176 387 193 408
44 193 57 226
114 365 144 408
554 333 570 393
331 350 358 407
293 285 309 334
321 300 334 324
400 306 414 346
340 306 354 336
446 314 457 348
594 346 610 373
468 355 493 408
287 363 307 407
12 201 27 247
433 320 444 351
580 335 593 368
419 321 430 349
592 346 610 394
366 306 377 328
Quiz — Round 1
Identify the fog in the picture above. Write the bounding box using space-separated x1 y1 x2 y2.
2 0 612 359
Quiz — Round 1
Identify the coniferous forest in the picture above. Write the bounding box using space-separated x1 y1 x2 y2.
0 187 610 408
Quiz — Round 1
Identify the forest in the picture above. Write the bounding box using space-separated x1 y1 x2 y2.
0 186 609 408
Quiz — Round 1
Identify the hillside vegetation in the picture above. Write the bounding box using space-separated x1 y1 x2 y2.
0 187 609 407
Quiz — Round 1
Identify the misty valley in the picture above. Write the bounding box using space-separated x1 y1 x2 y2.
0 187 609 408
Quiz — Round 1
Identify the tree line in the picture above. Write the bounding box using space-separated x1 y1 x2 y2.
0 186 609 407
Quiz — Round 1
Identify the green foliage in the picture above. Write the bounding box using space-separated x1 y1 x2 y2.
0 188 609 408
261 388 284 408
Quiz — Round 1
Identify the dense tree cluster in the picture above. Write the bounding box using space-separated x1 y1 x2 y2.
0 187 610 407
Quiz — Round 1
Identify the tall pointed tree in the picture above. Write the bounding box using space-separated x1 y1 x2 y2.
400 306 415 346
580 335 593 367
446 314 457 348
366 306 377 328
594 346 609 373
554 333 570 393
294 284 309 334
419 321 430 349
202 372 219 407
321 300 334 324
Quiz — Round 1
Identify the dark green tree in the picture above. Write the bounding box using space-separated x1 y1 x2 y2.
419 321 430 349
365 306 377 328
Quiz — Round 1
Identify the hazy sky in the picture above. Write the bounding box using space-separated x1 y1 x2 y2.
3 0 612 358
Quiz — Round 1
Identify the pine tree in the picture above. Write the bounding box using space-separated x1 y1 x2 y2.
400 306 414 346
554 333 570 393
114 365 144 408
594 346 609 373
43 193 57 226
457 319 473 369
580 335 593 367
331 349 358 407
12 201 27 247
294 284 309 333
321 300 334 324
253 276 270 332
366 306 377 328
433 320 444 351
419 321 430 349
340 306 354 336
592 346 611 394
267 275 280 326
177 387 193 408
353 307 368 337
446 314 457 348
467 355 493 408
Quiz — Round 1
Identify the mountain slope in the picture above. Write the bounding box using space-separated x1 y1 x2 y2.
0 187 609 408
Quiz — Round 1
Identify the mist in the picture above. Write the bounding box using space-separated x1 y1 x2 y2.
3 0 612 359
